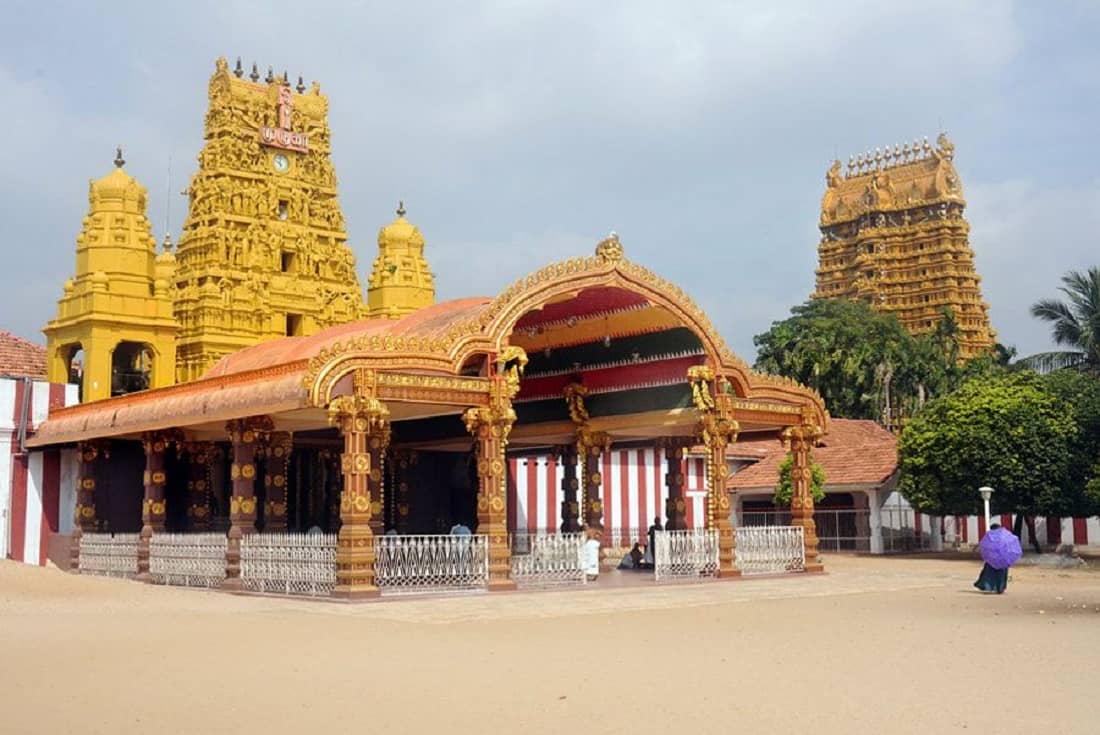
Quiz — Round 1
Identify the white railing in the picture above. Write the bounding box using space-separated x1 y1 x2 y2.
78 532 139 578
240 532 337 597
653 529 719 583
734 526 806 575
149 532 227 588
374 534 489 595
511 533 586 588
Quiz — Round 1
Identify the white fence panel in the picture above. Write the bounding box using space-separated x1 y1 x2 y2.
735 526 805 574
149 532 227 588
78 532 139 578
653 529 718 583
240 532 337 597
374 534 489 595
511 533 586 588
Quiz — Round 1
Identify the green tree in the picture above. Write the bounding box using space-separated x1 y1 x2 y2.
753 300 1001 425
1042 370 1100 515
1021 266 1100 375
897 372 1077 517
773 455 826 505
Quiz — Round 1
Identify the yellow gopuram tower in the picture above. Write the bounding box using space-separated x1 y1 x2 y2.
44 149 178 402
815 134 995 358
173 57 365 382
367 202 435 318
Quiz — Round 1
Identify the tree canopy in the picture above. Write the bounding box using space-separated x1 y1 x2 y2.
753 299 992 425
1021 266 1100 375
1041 370 1100 515
897 373 1077 516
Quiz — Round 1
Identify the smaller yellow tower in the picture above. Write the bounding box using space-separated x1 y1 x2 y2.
366 203 435 318
44 149 178 402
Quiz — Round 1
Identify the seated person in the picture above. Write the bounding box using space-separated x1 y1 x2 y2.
618 542 646 570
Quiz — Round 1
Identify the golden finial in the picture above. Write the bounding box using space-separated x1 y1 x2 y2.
114 146 125 168
396 200 406 218
595 231 624 263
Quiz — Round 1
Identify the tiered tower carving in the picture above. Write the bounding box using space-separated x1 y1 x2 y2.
366 203 435 318
44 150 178 402
173 57 365 381
815 134 995 358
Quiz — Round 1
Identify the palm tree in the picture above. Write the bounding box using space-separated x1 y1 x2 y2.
1021 267 1100 375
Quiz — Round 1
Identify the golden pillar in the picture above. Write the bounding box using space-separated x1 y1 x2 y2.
137 431 177 581
263 432 293 532
577 428 610 532
661 438 691 531
783 424 825 573
71 440 108 570
690 366 741 577
366 422 391 537
328 394 388 599
182 442 216 532
463 346 526 591
223 417 272 590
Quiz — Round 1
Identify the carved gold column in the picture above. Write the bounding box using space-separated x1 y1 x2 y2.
366 420 391 537
577 427 610 531
329 390 388 599
690 367 740 577
555 444 581 532
661 438 690 531
71 440 108 571
263 432 293 532
464 346 526 591
783 424 825 573
183 442 216 532
137 431 176 582
564 381 607 533
223 417 271 590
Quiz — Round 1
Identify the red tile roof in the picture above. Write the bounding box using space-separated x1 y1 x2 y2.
0 330 47 380
728 418 897 491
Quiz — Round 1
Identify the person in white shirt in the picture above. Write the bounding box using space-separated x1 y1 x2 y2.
584 529 602 580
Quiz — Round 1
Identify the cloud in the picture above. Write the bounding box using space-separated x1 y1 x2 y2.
0 0 1094 379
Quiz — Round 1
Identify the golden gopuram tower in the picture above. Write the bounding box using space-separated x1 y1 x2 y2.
366 202 436 318
173 57 366 381
815 134 995 358
44 149 178 402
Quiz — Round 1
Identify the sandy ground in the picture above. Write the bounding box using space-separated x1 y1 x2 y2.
2 555 1099 735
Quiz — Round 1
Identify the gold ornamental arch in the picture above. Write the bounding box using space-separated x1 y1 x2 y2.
305 235 827 428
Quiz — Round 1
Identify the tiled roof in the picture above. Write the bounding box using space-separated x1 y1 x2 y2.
728 418 897 491
204 297 492 378
0 330 47 380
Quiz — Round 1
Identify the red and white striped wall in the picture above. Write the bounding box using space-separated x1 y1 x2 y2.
946 514 1100 548
507 448 709 544
1 378 79 565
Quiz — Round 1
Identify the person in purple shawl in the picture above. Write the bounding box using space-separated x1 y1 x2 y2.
973 524 1010 593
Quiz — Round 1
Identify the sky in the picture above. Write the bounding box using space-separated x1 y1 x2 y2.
2 1 1098 364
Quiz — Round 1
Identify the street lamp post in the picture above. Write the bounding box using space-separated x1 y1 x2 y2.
978 486 994 531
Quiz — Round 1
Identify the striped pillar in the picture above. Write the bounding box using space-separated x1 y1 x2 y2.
137 431 174 582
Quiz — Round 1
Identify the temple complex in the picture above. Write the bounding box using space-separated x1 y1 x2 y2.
173 58 365 382
27 57 832 600
815 134 995 358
